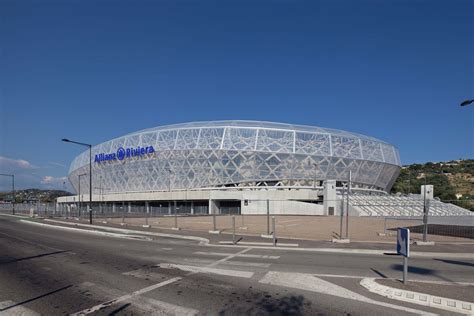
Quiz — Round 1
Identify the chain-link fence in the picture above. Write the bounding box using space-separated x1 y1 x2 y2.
0 197 472 242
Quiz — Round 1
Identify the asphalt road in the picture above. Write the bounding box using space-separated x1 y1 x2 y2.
0 216 472 315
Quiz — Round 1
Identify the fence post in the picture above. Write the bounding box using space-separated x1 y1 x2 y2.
272 216 276 247
213 212 217 231
422 199 430 242
267 199 270 235
345 170 351 239
384 217 387 235
232 215 236 244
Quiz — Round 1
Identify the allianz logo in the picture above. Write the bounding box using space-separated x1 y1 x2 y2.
94 146 155 163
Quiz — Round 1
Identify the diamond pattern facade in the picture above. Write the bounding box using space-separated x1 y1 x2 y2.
67 121 401 194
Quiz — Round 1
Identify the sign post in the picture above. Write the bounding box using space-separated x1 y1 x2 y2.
397 228 410 284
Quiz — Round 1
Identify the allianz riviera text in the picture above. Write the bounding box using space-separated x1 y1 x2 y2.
94 146 155 163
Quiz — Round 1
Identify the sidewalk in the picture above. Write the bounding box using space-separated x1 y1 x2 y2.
361 278 473 315
15 215 474 257
95 214 474 243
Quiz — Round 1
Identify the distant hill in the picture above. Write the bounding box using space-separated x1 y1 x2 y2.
0 189 73 203
391 159 474 211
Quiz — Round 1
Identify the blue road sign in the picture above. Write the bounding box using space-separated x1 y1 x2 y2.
397 228 410 257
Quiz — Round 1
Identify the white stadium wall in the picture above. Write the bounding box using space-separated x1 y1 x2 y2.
66 121 402 196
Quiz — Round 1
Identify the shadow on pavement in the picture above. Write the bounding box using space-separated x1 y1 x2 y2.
390 264 455 283
108 303 131 315
218 294 309 315
370 268 388 278
0 285 73 312
433 259 474 268
256 294 307 315
0 250 69 265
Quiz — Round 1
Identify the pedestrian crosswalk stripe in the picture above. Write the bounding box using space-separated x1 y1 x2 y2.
158 263 254 278
194 251 280 259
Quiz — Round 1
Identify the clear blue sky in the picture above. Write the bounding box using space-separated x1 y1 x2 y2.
1 0 473 190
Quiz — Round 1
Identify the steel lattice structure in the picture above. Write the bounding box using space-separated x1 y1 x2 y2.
68 121 401 194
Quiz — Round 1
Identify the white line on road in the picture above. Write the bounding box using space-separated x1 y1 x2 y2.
71 277 182 315
259 271 437 315
218 241 299 247
74 248 252 314
158 263 254 278
130 295 198 315
193 251 280 259
183 258 271 268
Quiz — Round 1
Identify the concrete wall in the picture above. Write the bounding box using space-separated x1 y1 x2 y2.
241 199 324 215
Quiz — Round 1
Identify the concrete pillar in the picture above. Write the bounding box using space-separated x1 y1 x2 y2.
323 180 337 216
145 201 150 213
191 201 194 215
168 202 172 215
208 199 219 215
112 202 116 213
128 202 131 213
174 200 177 215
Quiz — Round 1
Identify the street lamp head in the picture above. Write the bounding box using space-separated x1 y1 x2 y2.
61 138 70 142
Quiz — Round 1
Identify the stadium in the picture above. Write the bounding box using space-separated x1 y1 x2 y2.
57 121 470 217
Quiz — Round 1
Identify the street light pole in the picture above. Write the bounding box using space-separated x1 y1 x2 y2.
62 139 93 224
78 173 86 218
0 174 15 215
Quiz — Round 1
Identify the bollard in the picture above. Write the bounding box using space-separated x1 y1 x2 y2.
145 209 149 226
403 257 408 284
272 216 276 247
232 215 236 244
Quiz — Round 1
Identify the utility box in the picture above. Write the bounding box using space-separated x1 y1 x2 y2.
323 180 337 216
420 185 434 200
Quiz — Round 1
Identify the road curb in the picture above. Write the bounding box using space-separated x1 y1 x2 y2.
43 219 210 245
360 278 473 315
20 220 153 241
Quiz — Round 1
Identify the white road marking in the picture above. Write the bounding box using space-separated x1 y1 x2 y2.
183 258 271 268
218 241 299 247
130 295 199 315
122 269 167 281
259 271 437 316
71 277 182 315
75 248 252 314
206 247 252 267
162 248 173 250
193 251 280 259
208 243 474 259
361 278 474 315
0 300 40 315
158 263 254 278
